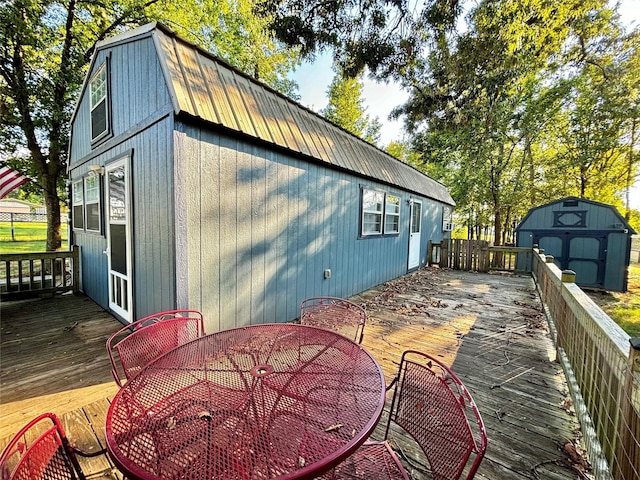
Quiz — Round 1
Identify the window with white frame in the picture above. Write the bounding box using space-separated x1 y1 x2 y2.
361 188 384 235
85 174 101 232
385 195 400 233
361 187 401 237
442 205 453 232
90 63 109 141
72 180 84 230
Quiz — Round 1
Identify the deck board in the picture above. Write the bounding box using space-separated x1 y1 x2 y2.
0 268 591 479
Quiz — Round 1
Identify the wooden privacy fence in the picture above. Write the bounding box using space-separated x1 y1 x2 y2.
0 245 79 299
533 250 639 480
428 239 533 273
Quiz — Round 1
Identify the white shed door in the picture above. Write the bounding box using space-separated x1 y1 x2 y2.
105 158 133 322
408 200 422 270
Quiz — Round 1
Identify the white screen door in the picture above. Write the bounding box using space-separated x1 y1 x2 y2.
105 158 133 322
408 200 422 270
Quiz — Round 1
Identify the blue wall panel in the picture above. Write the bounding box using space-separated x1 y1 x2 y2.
70 117 176 320
175 126 448 333
70 36 172 164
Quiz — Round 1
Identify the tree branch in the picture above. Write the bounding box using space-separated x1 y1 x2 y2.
83 0 162 61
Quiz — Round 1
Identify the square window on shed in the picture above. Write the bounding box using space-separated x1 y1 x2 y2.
90 63 109 142
384 195 400 234
362 188 384 235
72 180 84 230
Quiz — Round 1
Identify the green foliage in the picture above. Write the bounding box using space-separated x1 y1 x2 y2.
255 0 426 78
1 0 301 250
589 264 640 336
321 69 381 145
385 141 422 168
395 0 639 243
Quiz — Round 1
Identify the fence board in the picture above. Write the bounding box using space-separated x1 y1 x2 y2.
533 250 639 480
429 239 531 273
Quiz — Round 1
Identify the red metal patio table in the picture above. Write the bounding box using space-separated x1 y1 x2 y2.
105 323 386 480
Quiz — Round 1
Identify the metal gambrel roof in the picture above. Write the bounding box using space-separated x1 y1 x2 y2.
95 22 454 205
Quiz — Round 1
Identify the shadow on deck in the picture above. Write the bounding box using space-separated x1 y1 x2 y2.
0 267 590 479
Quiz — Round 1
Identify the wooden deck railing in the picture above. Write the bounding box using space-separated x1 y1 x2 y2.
0 246 79 299
533 249 639 480
428 239 533 273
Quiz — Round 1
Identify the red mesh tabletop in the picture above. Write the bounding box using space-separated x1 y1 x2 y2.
105 323 386 480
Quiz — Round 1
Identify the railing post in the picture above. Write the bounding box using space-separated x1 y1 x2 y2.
545 255 554 264
72 245 80 295
561 269 576 283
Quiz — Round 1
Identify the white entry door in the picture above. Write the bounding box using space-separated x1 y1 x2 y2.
408 200 422 270
105 158 133 322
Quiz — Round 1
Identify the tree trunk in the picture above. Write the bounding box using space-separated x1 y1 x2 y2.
44 176 62 252
625 118 637 221
580 164 588 197
493 206 502 246
526 136 535 208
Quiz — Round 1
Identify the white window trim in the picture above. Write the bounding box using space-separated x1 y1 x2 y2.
84 174 101 233
361 188 384 236
90 63 109 142
72 179 84 230
384 194 400 234
361 187 402 237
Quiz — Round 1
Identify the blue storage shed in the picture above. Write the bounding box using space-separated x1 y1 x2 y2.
515 197 636 292
67 22 455 332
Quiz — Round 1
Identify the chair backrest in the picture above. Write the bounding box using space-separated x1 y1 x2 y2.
385 350 488 480
0 413 86 480
106 309 205 387
299 297 367 343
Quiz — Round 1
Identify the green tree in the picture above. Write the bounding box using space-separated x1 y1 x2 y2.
397 0 625 243
255 0 428 77
321 69 381 145
0 0 300 251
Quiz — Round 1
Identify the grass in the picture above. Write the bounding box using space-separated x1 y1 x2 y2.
587 263 640 337
0 222 68 253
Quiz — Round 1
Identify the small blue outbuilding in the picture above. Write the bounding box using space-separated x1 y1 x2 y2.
515 197 636 292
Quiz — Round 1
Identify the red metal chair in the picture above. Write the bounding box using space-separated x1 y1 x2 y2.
106 309 205 387
0 413 106 480
331 350 488 480
299 297 367 344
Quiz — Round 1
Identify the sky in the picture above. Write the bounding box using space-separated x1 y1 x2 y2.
290 0 640 211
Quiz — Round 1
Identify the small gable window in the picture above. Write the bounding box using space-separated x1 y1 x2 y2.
90 63 109 142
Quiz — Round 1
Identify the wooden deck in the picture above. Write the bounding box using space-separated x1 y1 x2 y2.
0 267 591 479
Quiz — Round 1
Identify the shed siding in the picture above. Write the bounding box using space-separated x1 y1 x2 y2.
174 125 445 332
604 233 629 291
516 198 634 292
69 36 172 163
70 117 177 318
518 202 623 232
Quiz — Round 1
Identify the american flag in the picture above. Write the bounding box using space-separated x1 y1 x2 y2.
0 165 30 199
